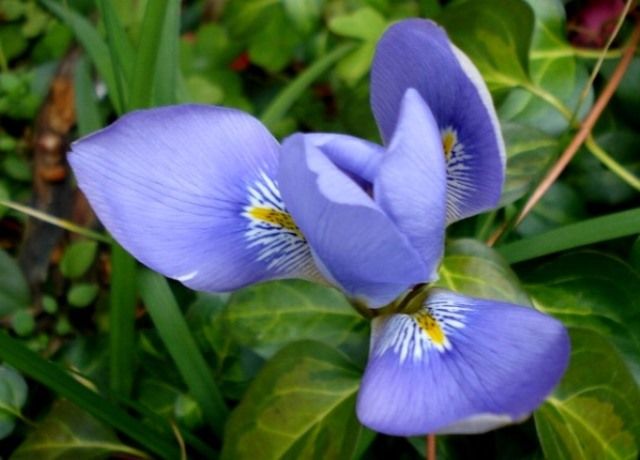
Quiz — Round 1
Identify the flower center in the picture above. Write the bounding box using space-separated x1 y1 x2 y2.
414 310 446 346
247 207 302 238
441 127 458 160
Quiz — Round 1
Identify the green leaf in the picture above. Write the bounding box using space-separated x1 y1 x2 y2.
328 7 386 41
437 0 534 91
499 0 592 134
329 7 387 84
108 244 137 398
283 0 323 34
501 122 558 205
11 400 148 460
153 0 181 105
524 251 640 380
221 341 362 460
0 331 180 459
59 240 98 279
10 310 35 337
73 57 104 137
573 130 640 205
41 0 122 114
248 7 300 72
129 0 171 109
223 279 368 360
260 42 355 130
517 182 586 237
436 238 530 305
0 365 28 439
0 248 30 317
138 270 228 435
67 283 99 308
498 208 640 263
535 329 640 460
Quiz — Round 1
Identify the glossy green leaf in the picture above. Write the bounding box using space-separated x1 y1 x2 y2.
501 122 558 205
221 341 362 460
0 248 30 317
11 400 148 460
0 365 27 439
535 329 640 460
436 238 530 305
524 251 640 380
499 0 592 134
73 57 104 137
517 182 586 237
222 279 368 361
59 241 98 279
438 0 534 90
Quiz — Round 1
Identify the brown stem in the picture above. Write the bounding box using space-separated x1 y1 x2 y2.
487 18 640 247
427 434 436 460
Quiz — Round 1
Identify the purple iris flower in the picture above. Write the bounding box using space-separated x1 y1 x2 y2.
69 19 569 437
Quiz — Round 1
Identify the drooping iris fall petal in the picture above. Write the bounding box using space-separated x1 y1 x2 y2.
371 19 506 223
70 105 320 292
356 289 570 436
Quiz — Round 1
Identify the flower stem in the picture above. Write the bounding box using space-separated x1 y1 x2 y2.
427 434 436 460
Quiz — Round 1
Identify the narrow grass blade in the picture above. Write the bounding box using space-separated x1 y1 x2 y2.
138 270 228 436
498 208 640 263
260 42 355 129
41 0 122 114
154 0 181 105
129 0 171 109
0 332 179 460
73 56 104 136
109 244 138 398
97 0 137 111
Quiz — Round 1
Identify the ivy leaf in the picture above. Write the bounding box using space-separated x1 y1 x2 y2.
501 122 558 205
436 238 530 305
222 279 368 363
11 400 146 459
221 340 362 460
0 248 30 317
499 0 593 134
535 329 640 460
438 0 534 91
524 251 640 381
0 365 28 439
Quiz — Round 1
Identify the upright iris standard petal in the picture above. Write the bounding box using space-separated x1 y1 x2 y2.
371 19 506 223
374 89 447 280
70 105 320 292
278 134 429 308
357 289 570 436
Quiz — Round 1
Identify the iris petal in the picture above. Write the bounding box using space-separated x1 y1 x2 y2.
70 105 320 292
278 134 428 308
356 288 570 435
371 19 506 223
374 89 447 280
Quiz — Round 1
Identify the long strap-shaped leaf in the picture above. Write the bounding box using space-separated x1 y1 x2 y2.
138 270 228 436
0 331 179 460
498 207 640 263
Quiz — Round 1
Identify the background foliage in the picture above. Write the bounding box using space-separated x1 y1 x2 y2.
0 0 639 458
